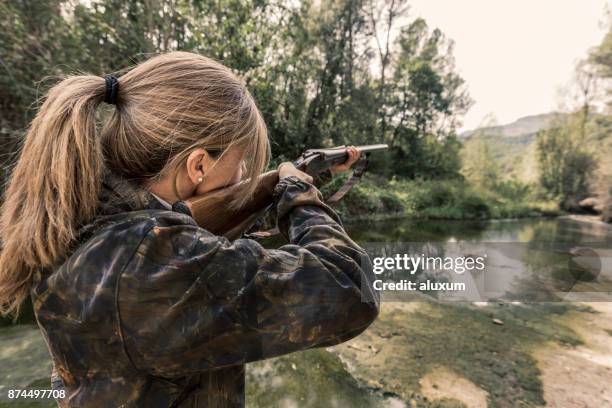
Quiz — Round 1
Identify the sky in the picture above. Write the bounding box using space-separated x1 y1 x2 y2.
406 0 610 132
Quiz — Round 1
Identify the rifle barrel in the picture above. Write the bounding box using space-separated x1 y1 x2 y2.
303 144 388 158
356 144 388 153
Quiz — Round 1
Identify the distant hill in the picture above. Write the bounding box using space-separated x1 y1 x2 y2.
460 111 611 187
459 112 569 183
460 112 567 139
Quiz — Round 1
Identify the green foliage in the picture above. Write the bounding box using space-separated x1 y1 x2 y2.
495 179 532 201
455 194 491 218
461 136 499 189
536 126 597 206
0 0 469 183
321 175 405 216
406 181 494 219
588 24 612 220
391 130 463 179
589 20 612 106
410 182 455 210
378 190 405 213
323 175 552 221
388 18 472 179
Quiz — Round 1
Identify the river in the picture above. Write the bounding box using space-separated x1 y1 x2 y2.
1 216 611 407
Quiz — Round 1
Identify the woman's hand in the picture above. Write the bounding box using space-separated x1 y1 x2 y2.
278 162 314 184
277 146 360 184
330 146 360 174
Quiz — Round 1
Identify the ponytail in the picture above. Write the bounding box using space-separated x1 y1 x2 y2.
0 75 105 316
0 51 270 317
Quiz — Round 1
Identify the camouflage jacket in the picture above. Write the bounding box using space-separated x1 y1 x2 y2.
31 170 379 407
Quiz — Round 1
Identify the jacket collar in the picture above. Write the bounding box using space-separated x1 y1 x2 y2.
97 169 168 216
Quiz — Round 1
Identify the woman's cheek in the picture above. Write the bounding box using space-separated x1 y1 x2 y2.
232 166 244 184
195 181 208 195
197 168 240 194
217 163 241 187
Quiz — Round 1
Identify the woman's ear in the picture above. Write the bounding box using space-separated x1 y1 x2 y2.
186 148 213 185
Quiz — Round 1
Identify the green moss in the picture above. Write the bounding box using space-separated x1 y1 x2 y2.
246 349 388 407
246 347 469 408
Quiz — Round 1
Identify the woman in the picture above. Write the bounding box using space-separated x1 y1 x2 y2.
0 52 378 407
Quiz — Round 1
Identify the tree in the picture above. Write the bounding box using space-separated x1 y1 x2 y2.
589 17 612 109
367 0 409 141
387 18 471 179
461 137 499 189
588 18 612 220
536 127 596 206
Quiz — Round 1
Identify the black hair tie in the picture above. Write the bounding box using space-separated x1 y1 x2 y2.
104 75 119 105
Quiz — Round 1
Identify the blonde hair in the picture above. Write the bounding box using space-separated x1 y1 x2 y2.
0 51 270 316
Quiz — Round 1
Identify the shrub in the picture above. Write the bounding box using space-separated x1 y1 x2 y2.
379 191 405 213
456 195 491 219
495 180 532 201
342 184 382 215
410 182 455 210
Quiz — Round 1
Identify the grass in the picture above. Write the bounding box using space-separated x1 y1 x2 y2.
321 174 561 221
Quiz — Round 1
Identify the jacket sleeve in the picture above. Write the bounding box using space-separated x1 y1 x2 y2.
117 177 379 377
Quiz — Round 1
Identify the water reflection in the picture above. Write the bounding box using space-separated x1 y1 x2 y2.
346 217 612 302
346 217 612 244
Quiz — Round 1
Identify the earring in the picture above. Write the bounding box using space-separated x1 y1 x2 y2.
198 177 203 183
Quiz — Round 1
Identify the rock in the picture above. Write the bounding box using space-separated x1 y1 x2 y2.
568 247 601 281
347 344 368 352
565 196 603 214
578 197 603 214
379 331 401 338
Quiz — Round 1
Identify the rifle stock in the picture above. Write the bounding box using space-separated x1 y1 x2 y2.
181 170 279 240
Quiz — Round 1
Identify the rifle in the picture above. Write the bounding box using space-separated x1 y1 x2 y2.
172 144 388 240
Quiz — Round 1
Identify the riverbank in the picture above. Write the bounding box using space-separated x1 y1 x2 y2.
535 301 612 407
321 175 561 221
246 299 612 408
560 214 612 228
